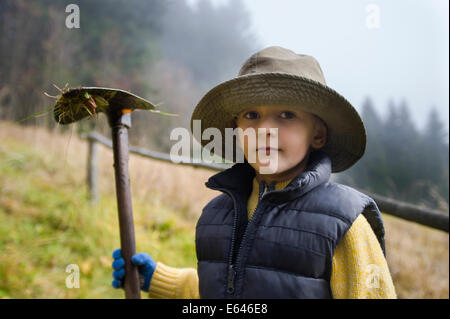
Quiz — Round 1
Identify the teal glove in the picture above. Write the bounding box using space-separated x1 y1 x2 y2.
111 248 157 292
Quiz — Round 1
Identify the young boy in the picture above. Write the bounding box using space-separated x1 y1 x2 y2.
112 46 397 298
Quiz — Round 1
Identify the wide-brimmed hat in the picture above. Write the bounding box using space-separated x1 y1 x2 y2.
190 46 366 172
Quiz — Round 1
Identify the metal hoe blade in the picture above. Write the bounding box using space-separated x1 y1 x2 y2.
53 87 155 125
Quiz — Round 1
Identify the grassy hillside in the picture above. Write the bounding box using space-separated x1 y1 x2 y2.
0 122 203 298
0 121 448 298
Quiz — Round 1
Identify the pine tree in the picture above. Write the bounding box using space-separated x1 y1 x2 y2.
421 108 449 206
345 96 389 195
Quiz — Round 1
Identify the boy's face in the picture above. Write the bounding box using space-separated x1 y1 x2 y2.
235 105 327 179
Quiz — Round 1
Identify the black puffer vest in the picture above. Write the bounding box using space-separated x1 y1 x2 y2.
195 150 385 299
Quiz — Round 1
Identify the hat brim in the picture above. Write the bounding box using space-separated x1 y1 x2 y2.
190 72 366 173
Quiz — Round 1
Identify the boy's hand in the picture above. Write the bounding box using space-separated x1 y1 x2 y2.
111 248 157 292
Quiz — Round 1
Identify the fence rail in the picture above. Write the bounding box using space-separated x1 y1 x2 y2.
83 132 449 233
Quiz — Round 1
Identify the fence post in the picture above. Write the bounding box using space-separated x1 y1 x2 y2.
87 134 99 204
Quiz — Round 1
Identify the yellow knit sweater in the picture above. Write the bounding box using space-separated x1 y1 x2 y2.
148 177 397 299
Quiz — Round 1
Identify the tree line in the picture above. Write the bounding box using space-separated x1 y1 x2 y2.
340 97 449 211
0 0 258 149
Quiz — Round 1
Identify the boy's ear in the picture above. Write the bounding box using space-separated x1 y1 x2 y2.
311 118 327 149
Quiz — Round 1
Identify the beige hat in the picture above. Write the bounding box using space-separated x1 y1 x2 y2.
190 46 366 172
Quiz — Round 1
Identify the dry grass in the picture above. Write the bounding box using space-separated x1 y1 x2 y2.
0 121 219 220
383 214 448 298
0 120 448 298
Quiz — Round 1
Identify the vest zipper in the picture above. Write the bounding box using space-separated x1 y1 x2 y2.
227 264 236 294
205 180 274 297
230 180 272 297
203 183 241 296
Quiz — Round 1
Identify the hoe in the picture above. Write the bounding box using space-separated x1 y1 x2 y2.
52 86 160 299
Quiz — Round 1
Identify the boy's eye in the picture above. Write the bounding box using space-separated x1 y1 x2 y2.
280 111 296 119
243 111 259 119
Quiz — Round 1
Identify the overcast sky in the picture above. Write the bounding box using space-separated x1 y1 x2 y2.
187 0 449 133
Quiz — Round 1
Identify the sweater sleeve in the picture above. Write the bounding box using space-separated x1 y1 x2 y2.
330 214 397 299
148 262 200 299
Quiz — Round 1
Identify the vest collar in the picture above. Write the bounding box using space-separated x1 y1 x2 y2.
205 150 332 203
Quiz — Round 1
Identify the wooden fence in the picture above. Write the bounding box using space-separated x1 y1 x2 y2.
83 132 449 233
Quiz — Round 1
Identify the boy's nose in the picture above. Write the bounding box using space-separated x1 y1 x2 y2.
257 117 278 137
256 117 278 149
257 115 276 129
